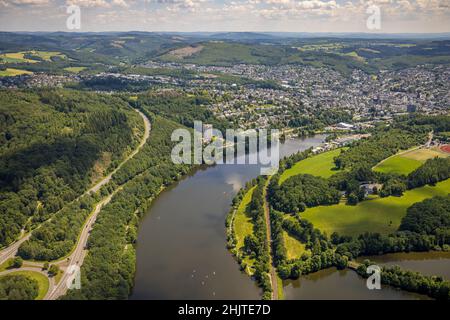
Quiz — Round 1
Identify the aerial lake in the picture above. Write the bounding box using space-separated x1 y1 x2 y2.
131 134 449 300
131 135 326 299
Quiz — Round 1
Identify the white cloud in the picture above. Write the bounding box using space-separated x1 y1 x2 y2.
112 0 129 7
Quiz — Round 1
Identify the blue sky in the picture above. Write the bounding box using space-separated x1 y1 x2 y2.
0 0 449 33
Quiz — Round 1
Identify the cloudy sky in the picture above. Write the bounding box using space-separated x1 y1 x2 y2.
0 0 449 33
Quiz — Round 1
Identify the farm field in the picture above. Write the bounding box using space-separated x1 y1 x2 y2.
233 186 256 273
301 178 450 237
0 68 33 77
373 147 449 175
279 148 345 184
0 52 38 63
0 51 65 64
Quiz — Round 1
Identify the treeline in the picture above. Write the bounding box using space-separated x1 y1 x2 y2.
407 157 450 189
334 128 426 169
63 115 191 300
242 177 272 300
271 211 338 279
399 195 450 245
225 179 257 252
268 174 341 213
375 157 450 198
357 261 449 300
0 274 38 300
335 195 450 259
0 89 140 247
17 195 96 261
401 114 450 133
134 90 229 132
270 194 450 284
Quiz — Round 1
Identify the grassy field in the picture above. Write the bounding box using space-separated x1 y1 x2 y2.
302 178 450 237
279 148 345 184
64 66 87 73
283 230 308 260
0 52 38 63
373 147 449 175
234 186 256 273
0 258 13 272
0 51 65 64
0 68 33 77
0 271 49 300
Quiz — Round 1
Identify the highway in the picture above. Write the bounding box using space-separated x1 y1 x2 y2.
0 108 151 300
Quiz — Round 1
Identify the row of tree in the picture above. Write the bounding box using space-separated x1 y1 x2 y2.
334 128 427 170
357 260 449 300
242 177 272 300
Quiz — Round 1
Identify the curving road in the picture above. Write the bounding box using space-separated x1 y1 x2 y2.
0 108 151 300
87 109 151 194
47 109 151 300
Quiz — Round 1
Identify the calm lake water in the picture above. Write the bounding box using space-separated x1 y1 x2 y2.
357 251 450 280
283 267 430 300
131 134 449 300
132 135 327 299
283 252 450 300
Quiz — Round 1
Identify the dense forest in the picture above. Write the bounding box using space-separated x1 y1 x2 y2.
407 157 450 189
0 274 38 300
0 89 141 247
134 90 228 132
269 174 341 213
63 109 191 299
17 195 96 261
399 195 450 244
334 128 426 170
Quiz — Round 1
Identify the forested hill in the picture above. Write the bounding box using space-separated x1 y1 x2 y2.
0 89 142 247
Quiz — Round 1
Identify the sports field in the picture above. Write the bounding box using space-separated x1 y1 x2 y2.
301 178 450 237
279 148 345 184
373 147 449 175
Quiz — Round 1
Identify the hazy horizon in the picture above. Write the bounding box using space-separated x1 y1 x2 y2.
0 1 449 33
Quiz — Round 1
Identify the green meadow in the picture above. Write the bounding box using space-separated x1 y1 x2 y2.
0 51 65 64
373 147 449 175
301 179 450 237
279 148 345 184
283 230 308 260
233 186 256 273
373 155 423 175
0 68 33 77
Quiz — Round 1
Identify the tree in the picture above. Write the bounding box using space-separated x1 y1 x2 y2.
48 264 60 277
12 256 23 268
